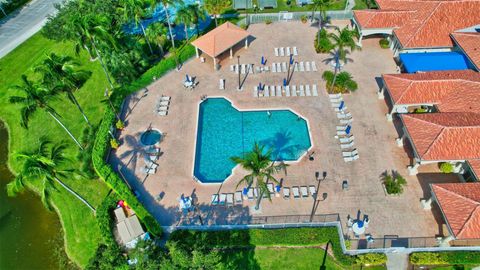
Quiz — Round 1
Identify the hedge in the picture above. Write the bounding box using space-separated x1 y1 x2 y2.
96 193 121 246
410 251 480 265
92 43 196 238
169 228 356 266
355 253 387 266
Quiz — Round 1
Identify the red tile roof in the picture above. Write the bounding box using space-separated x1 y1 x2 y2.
353 0 480 48
451 32 480 70
401 112 480 161
191 22 249 58
468 159 480 179
382 70 480 113
431 183 480 239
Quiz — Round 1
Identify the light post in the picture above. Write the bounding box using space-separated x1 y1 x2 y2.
309 171 327 222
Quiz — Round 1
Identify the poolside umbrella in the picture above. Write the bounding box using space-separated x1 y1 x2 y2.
275 185 281 192
243 187 249 195
185 74 190 82
345 125 351 135
258 82 262 90
290 54 294 65
283 78 287 87
338 101 345 110
261 56 265 65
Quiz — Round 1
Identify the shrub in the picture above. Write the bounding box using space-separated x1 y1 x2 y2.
265 19 272 25
240 23 248 30
410 251 480 265
110 138 119 149
315 29 334 53
355 253 387 266
115 120 124 130
301 15 308 23
379 38 390 49
382 171 407 195
414 107 428 113
322 71 358 94
440 162 454 173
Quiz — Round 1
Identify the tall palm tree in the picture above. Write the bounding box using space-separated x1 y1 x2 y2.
35 53 92 127
0 0 8 17
9 75 84 150
231 142 288 210
204 0 231 27
118 0 154 54
187 3 206 36
175 5 194 40
151 0 184 50
310 0 332 41
146 22 168 57
7 138 95 212
328 27 360 93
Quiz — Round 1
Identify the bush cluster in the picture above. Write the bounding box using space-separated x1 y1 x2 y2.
439 162 454 173
410 251 480 265
315 29 334 53
355 253 387 266
382 171 407 195
379 38 390 49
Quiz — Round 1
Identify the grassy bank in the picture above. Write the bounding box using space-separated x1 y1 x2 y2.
0 33 110 267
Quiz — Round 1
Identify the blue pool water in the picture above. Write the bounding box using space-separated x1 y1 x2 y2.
400 51 473 73
124 0 211 40
194 98 312 183
141 130 162 145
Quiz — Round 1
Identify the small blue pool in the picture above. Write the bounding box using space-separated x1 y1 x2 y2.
400 51 473 73
194 98 312 183
141 130 162 146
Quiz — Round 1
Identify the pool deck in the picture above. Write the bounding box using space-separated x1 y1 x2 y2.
110 21 460 240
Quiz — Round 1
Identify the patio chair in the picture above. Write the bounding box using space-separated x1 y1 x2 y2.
145 146 159 154
160 95 171 101
334 105 348 112
299 85 305 96
253 86 259 98
293 46 298 56
312 61 318 71
336 125 350 131
342 180 349 191
312 84 319 96
292 85 297 96
247 188 254 200
305 85 311 96
366 234 374 243
230 65 235 72
286 47 291 56
219 79 225 90
275 47 279 56
226 193 234 206
309 185 317 197
277 62 282 72
299 61 305 72
283 187 290 199
337 112 352 119
340 141 355 149
158 100 170 106
305 61 311 72
157 110 168 116
329 93 342 99
235 191 243 203
339 135 354 143
272 63 277 73
267 183 274 195
340 118 353 125
211 194 219 205
285 85 291 97
280 47 285 57
364 217 370 227
276 85 282 97
157 105 169 111
300 186 309 198
270 85 276 97
292 186 300 198
342 148 358 157
264 86 270 97
219 193 227 205
344 154 359 162
145 160 159 169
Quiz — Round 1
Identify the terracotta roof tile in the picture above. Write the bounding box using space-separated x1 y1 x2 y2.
432 183 480 239
353 0 480 48
191 22 249 58
468 159 480 179
382 70 480 113
401 112 480 161
451 32 480 70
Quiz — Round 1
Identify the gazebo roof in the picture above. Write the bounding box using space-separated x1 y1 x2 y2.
431 183 480 239
191 22 249 58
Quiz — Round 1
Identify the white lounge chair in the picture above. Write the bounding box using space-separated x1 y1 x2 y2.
255 66 261 73
219 79 225 90
336 125 349 131
306 61 311 72
305 85 311 96
344 154 360 162
145 160 158 169
292 85 297 96
226 193 234 206
292 186 300 198
293 46 298 56
286 47 291 56
275 47 279 56
340 141 355 149
340 118 353 125
247 188 254 200
300 186 309 198
329 93 342 99
157 111 168 116
219 193 227 205
294 62 299 72
267 183 274 195
283 187 290 199
158 100 170 106
330 97 343 103
276 85 282 97
264 86 270 97
282 62 287 72
335 105 348 112
160 95 171 101
271 85 276 97
299 61 305 72
339 135 354 143
342 149 358 157
309 185 317 197
235 191 243 203
299 85 305 96
140 166 156 175
312 85 319 96
285 85 291 96
211 194 219 205
337 112 353 119
272 63 277 73
312 61 318 71
230 65 235 72
241 64 246 74
337 130 351 136
157 105 168 111
280 47 285 56
253 86 259 97
277 62 282 72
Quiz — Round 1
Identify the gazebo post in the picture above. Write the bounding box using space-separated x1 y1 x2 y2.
245 38 249 49
213 57 217 70
195 46 199 58
230 48 233 58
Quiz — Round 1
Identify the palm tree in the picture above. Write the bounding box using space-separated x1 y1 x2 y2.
146 22 168 57
231 142 288 210
327 27 360 93
175 5 194 40
118 0 154 54
151 0 184 50
7 138 95 212
9 75 84 150
204 0 231 27
310 0 332 42
0 0 8 17
35 53 93 127
187 3 206 36
322 70 358 93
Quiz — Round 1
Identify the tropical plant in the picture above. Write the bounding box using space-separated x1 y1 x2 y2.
175 5 194 40
204 0 231 26
116 119 125 129
314 28 333 53
231 142 288 210
6 138 95 211
322 70 358 93
300 15 308 23
0 0 8 16
145 21 169 57
117 0 154 54
379 38 389 49
110 138 120 149
187 3 207 36
265 19 272 25
34 53 93 127
9 75 84 149
439 162 454 174
381 171 406 195
310 0 332 42
153 0 184 50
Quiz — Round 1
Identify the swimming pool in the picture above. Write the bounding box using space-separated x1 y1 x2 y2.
399 51 473 73
194 98 312 183
141 129 162 146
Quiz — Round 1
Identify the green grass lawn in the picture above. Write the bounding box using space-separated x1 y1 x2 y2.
255 247 345 269
0 33 111 267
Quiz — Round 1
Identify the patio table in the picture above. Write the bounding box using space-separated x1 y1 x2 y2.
179 197 192 211
352 220 366 235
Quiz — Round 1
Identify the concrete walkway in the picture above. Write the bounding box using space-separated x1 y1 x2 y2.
386 252 409 270
0 0 63 58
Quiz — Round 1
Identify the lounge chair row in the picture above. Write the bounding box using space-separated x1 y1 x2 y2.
274 46 299 57
230 64 254 74
329 94 360 162
155 95 171 116
284 185 317 199
271 61 317 73
254 84 319 98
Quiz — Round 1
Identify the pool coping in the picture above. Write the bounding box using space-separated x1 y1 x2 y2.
191 96 314 185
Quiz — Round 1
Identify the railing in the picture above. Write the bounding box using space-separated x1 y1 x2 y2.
237 10 353 25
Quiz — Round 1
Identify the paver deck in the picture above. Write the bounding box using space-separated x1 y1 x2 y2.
111 21 460 240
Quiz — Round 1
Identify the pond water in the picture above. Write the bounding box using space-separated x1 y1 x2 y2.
0 121 67 269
